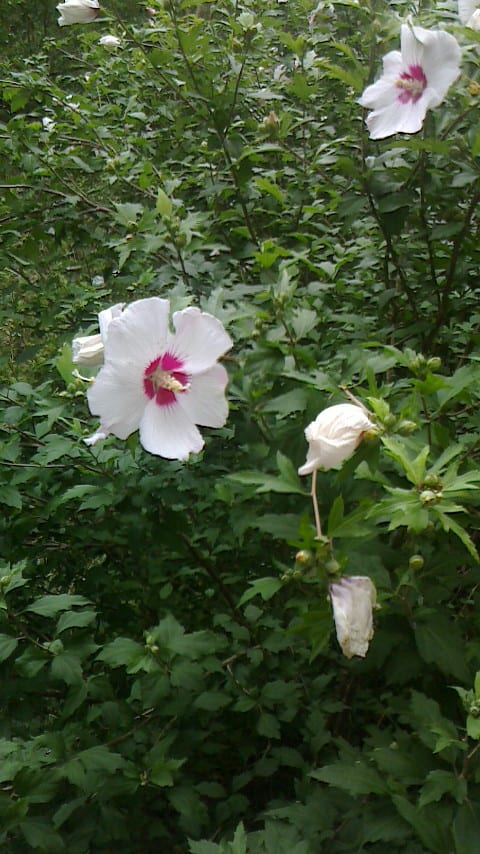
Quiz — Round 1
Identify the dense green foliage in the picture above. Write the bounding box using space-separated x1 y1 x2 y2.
2 0 480 850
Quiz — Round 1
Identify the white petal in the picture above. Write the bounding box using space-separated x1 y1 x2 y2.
72 333 104 366
84 430 108 446
87 362 145 439
103 298 170 368
366 98 427 139
176 364 229 428
98 302 124 342
169 308 233 374
139 400 204 459
359 73 401 111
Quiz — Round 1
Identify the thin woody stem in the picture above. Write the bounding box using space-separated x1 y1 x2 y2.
311 469 322 539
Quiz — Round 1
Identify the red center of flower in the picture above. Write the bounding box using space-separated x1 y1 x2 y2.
143 353 189 407
396 65 427 104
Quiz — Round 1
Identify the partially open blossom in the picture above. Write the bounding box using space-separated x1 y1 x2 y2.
459 0 480 25
99 34 121 48
57 0 100 26
85 297 233 460
72 303 124 367
330 576 377 658
358 25 461 140
298 403 373 476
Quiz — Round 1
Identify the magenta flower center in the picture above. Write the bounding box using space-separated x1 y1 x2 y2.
143 353 189 407
396 65 427 104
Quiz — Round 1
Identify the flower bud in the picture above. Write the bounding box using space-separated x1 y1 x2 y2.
409 554 424 571
397 420 417 436
298 404 374 476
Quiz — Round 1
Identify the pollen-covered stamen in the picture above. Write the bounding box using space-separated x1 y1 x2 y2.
143 353 190 407
150 366 189 394
396 64 427 104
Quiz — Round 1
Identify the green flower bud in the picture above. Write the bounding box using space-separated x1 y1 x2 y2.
409 554 424 571
397 420 417 436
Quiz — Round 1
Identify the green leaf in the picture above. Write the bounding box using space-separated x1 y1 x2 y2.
27 595 91 618
419 769 467 807
381 437 429 485
56 610 97 634
415 614 470 682
156 188 173 218
0 486 22 510
238 577 282 606
19 819 65 853
193 692 231 711
50 652 83 685
453 802 480 854
0 634 18 662
311 760 387 795
97 637 144 668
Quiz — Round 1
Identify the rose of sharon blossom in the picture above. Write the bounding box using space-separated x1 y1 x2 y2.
298 403 373 476
85 297 233 460
358 25 461 140
57 0 100 26
72 303 124 367
330 576 377 658
99 34 121 48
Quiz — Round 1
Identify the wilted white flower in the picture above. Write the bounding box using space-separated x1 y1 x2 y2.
57 0 100 26
42 117 56 132
99 34 121 48
85 297 233 460
298 403 373 476
72 302 124 367
358 25 461 140
330 576 377 658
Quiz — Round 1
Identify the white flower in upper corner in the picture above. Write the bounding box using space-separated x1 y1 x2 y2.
330 576 377 659
466 7 480 29
99 34 121 49
298 403 373 476
72 302 124 367
86 297 233 460
57 0 100 26
358 25 461 140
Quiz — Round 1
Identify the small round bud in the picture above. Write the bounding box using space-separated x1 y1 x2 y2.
397 420 417 436
383 413 397 429
427 357 442 372
423 473 442 489
409 554 424 571
325 559 341 576
295 550 313 566
420 489 437 505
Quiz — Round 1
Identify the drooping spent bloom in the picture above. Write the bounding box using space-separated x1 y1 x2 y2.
298 403 373 476
72 303 124 367
358 25 461 140
85 297 233 460
330 576 377 658
57 0 100 26
99 34 121 48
